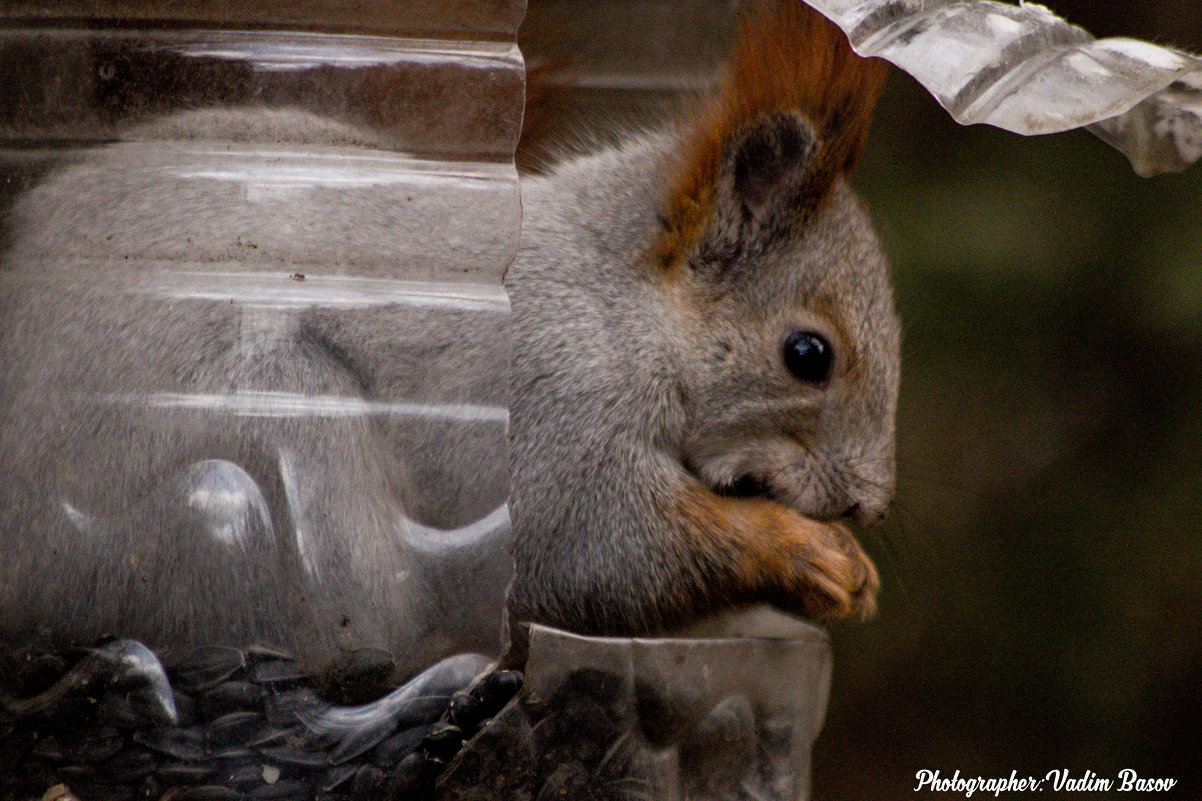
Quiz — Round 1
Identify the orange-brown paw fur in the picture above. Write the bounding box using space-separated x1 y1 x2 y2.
668 485 880 622
786 520 879 621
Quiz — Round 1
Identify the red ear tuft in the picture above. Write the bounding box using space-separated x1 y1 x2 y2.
656 0 888 267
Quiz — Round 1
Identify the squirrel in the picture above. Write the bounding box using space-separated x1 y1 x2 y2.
0 0 896 674
506 0 897 636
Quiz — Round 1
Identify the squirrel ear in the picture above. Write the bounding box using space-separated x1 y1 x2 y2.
651 0 887 270
727 110 816 233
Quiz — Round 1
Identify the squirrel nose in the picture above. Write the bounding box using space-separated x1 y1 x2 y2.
841 502 887 527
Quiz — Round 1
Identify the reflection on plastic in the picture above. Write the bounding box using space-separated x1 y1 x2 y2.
803 0 1202 175
295 653 492 765
0 640 175 723
100 391 507 423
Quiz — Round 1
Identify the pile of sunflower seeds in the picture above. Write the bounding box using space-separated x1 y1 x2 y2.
0 639 522 801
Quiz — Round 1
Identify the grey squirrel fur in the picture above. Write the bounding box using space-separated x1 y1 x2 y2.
0 3 898 673
508 130 896 635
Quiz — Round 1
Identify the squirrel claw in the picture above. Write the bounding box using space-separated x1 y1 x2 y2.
792 522 879 621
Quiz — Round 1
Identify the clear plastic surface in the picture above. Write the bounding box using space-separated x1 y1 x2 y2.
524 0 734 91
437 619 832 801
0 11 521 681
1 2 526 40
803 0 1202 176
518 0 736 171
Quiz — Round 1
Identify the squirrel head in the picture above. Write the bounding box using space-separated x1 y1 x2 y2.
657 1 898 525
507 0 896 632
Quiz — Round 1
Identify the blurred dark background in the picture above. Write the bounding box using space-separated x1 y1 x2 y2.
524 1 1202 798
820 66 1202 801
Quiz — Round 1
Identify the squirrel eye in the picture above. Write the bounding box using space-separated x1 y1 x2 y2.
782 330 833 384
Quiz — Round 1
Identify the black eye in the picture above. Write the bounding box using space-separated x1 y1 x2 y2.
782 331 833 384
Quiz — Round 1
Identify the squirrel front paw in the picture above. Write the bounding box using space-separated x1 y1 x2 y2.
783 519 879 621
666 485 880 623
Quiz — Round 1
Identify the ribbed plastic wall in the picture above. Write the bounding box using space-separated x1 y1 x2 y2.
0 3 523 678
